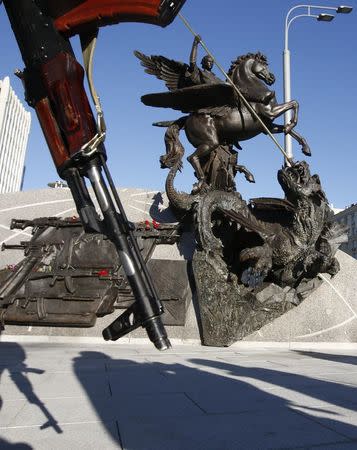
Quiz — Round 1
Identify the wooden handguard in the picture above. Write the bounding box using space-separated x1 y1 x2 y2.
36 52 98 171
39 0 186 37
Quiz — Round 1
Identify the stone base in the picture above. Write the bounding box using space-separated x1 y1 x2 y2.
1 188 356 345
191 249 357 346
192 251 294 346
244 250 357 343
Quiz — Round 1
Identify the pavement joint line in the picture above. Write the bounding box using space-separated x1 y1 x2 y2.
115 420 124 449
317 370 357 375
0 420 106 430
4 369 108 374
2 335 357 350
183 391 208 414
274 440 356 450
3 395 93 402
9 399 28 428
290 406 357 442
266 360 290 367
107 371 113 396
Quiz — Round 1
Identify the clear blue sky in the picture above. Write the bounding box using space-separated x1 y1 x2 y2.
1 1 356 208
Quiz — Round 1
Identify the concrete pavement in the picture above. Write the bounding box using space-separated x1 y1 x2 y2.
1 341 357 449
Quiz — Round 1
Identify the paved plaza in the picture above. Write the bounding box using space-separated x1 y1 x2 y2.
0 341 357 449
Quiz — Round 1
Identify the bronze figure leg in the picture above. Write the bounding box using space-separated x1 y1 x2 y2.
269 124 311 157
185 114 220 182
257 100 299 134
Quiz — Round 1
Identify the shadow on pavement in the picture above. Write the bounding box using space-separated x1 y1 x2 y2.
189 357 357 410
0 341 62 448
293 350 357 366
73 350 357 449
0 437 32 449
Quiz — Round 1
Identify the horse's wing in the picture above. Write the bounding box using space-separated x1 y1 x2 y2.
141 83 235 112
196 106 234 117
134 51 187 91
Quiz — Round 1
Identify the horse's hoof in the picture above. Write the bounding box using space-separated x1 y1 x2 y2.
302 146 311 157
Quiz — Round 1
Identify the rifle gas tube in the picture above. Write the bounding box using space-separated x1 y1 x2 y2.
3 0 186 350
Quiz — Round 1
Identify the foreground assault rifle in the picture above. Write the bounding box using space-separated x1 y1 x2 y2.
3 0 186 350
10 217 81 230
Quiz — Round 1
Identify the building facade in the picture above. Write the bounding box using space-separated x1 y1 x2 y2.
0 76 31 194
334 203 357 259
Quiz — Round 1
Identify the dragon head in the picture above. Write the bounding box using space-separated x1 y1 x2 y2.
277 161 327 204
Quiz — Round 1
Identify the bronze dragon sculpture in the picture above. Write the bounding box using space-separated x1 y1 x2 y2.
196 161 346 288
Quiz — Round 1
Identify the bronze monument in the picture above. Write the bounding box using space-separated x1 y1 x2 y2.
0 4 347 348
134 37 347 345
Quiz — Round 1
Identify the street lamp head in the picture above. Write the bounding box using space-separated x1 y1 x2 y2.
336 6 353 14
317 13 335 21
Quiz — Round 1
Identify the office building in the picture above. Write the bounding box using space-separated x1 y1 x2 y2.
334 203 357 259
0 76 31 194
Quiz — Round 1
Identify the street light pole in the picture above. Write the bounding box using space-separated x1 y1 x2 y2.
283 4 352 161
283 47 292 160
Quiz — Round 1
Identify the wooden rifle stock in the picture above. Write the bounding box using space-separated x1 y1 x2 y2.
39 0 186 36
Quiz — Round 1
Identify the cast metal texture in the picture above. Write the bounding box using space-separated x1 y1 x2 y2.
136 40 348 346
0 218 188 328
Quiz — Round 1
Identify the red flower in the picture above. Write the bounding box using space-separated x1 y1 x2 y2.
98 269 109 277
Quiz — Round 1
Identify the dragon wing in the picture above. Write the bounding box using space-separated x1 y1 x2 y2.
134 50 188 91
249 197 295 227
141 83 236 113
218 198 295 238
218 207 273 239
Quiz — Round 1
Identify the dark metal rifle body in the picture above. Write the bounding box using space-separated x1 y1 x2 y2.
2 0 179 350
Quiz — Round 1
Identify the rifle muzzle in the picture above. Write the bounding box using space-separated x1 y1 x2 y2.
145 316 172 351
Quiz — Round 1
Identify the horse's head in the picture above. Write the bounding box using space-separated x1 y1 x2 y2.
250 53 275 86
228 52 275 87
